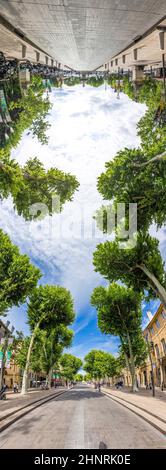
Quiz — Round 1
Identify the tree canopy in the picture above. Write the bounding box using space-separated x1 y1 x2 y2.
93 232 166 307
0 229 41 315
97 76 166 232
6 75 51 149
28 284 75 331
97 146 166 231
60 353 82 381
84 349 120 380
0 156 79 220
91 284 147 390
21 284 75 394
86 77 104 87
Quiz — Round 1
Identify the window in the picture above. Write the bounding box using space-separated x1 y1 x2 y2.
161 311 166 320
156 319 160 329
150 327 154 335
111 61 113 67
115 59 118 66
155 344 160 358
161 339 166 355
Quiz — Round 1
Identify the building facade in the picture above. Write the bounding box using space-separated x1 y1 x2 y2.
122 304 166 389
0 320 46 389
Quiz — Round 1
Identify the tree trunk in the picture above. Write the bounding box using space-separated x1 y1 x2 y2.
21 321 40 395
47 369 52 389
126 333 138 392
137 264 166 309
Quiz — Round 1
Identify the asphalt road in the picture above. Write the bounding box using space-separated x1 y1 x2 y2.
0 385 166 449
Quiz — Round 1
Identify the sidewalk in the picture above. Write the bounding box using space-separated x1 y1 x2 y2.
101 386 166 434
0 387 65 421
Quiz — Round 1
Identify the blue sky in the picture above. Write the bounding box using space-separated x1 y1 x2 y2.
0 83 164 361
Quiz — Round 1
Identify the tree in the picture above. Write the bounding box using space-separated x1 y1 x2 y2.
30 119 50 145
122 76 135 100
83 349 119 382
7 76 51 149
107 75 135 99
75 373 84 382
21 285 75 394
97 75 166 231
83 350 98 379
0 229 41 315
60 354 82 384
97 146 166 230
15 334 43 386
91 284 147 391
93 232 166 308
138 77 163 109
87 77 104 87
40 327 73 388
16 327 73 388
65 77 81 86
0 156 79 220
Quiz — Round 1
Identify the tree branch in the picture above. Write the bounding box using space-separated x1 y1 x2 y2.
133 151 166 168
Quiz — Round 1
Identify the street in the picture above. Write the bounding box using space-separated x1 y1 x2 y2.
0 385 166 449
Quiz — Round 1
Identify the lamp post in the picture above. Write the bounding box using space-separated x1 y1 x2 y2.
162 53 166 102
147 335 155 397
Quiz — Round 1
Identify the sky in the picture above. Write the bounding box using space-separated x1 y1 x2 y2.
0 83 165 361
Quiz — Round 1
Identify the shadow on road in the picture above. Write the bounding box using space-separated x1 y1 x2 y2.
99 441 107 449
1 414 45 438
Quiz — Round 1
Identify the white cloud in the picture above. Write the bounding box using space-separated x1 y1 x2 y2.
0 84 146 345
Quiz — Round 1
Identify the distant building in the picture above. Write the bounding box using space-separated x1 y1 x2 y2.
0 320 46 389
0 319 10 341
122 304 166 389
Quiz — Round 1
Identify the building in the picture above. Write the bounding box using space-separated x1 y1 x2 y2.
0 319 10 341
4 359 47 390
0 319 14 389
0 320 46 389
122 304 166 389
4 359 21 389
140 304 166 389
103 18 166 76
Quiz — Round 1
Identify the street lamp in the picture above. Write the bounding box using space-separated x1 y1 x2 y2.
146 334 155 397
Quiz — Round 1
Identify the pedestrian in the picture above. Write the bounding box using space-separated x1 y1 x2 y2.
0 385 6 400
13 382 17 393
98 382 101 392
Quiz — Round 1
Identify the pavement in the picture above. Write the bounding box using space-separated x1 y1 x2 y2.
0 17 54 64
0 0 166 71
0 387 66 421
0 384 166 449
101 386 166 434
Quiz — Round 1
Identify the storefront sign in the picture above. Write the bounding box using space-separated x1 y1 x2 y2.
0 350 3 368
5 351 12 369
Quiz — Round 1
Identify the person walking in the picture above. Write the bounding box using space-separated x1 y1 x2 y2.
13 382 17 393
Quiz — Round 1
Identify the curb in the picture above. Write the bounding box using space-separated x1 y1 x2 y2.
0 388 72 433
101 389 166 435
0 389 66 423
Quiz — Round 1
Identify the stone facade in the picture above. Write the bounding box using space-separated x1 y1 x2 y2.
122 304 166 389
